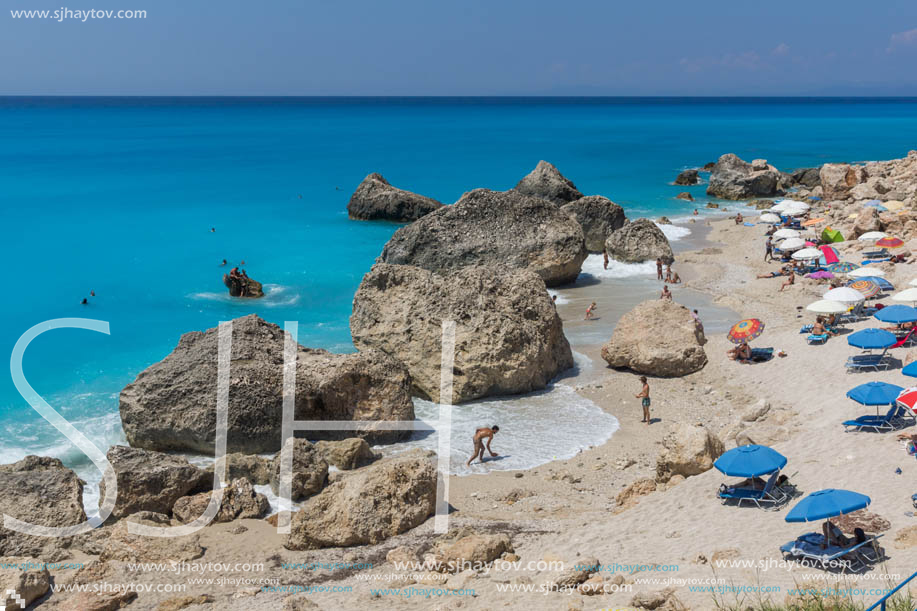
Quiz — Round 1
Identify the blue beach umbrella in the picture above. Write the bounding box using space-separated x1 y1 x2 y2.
714 445 787 478
785 489 871 523
846 328 897 350
873 304 917 323
853 276 894 291
902 361 917 378
846 381 904 406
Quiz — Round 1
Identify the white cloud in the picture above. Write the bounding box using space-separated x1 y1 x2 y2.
772 43 790 56
888 28 917 52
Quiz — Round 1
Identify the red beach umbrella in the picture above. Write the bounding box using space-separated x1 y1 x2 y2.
727 319 765 344
876 237 904 249
896 387 917 415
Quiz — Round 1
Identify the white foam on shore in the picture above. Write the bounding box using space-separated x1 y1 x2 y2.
656 223 691 241
376 382 619 476
189 283 300 307
580 254 656 279
547 289 570 304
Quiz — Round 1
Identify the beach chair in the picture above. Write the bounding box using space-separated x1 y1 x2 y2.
779 533 882 573
842 405 907 432
717 471 788 509
891 328 917 349
799 324 813 334
862 248 889 260
845 349 891 373
807 333 829 344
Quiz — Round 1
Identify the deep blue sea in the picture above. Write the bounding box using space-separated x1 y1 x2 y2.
2 97 916 491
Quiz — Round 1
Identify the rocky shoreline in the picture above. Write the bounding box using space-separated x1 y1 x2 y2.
4 152 917 610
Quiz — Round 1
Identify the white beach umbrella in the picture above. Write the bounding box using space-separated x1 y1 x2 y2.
858 231 888 242
776 199 807 207
778 237 806 251
909 278 917 287
792 247 822 260
770 202 790 212
784 201 811 213
823 286 866 304
774 228 801 240
806 300 849 314
759 213 781 224
848 267 886 278
892 288 917 303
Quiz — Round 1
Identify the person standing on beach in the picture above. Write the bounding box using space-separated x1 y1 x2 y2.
466 425 499 466
603 249 609 270
765 237 773 262
635 377 651 425
656 258 663 280
584 301 597 320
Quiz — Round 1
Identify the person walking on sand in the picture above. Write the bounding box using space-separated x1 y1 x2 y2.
466 425 499 466
603 249 609 270
765 237 774 262
656 257 663 280
584 301 597 320
635 376 651 425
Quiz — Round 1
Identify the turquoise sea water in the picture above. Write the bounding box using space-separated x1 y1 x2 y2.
2 97 917 473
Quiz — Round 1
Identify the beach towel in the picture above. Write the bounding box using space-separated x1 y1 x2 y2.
743 222 755 227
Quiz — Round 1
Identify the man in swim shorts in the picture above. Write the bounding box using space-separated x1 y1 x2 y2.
467 425 499 466
635 376 651 425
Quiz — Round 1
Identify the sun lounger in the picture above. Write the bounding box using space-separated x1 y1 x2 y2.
717 471 788 509
843 405 908 432
891 328 917 348
800 324 813 334
845 349 891 373
780 533 883 573
807 333 829 344
862 249 889 259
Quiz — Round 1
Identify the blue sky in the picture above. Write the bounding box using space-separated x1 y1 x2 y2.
3 0 917 95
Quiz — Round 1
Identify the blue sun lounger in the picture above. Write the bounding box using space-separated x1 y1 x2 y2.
845 349 891 373
807 333 829 344
717 471 788 509
843 405 908 433
780 533 884 573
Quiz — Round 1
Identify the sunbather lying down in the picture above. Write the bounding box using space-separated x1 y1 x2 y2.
757 266 789 279
821 521 868 550
720 474 789 493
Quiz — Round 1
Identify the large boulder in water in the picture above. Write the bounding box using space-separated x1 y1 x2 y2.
513 160 583 205
601 299 707 377
706 154 782 199
674 169 699 185
119 314 415 454
223 272 263 298
351 263 574 403
285 449 437 550
378 189 588 287
560 196 627 252
604 219 674 264
347 172 443 222
0 456 87 558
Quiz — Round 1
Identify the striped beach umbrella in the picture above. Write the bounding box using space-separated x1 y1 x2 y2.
896 388 917 415
876 236 905 249
847 280 881 299
828 262 859 274
727 319 765 345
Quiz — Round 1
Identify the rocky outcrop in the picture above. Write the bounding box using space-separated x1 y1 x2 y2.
314 438 378 470
790 167 821 188
100 446 211 520
674 169 699 185
601 300 707 377
560 195 627 252
270 438 329 501
820 163 862 200
378 189 588 287
852 206 883 238
347 173 443 222
513 160 583 205
435 534 513 572
0 559 50 610
285 449 437 550
676 192 693 201
706 154 782 199
119 314 415 454
211 452 272 485
351 264 573 403
222 272 263 298
100 512 204 562
656 423 724 482
0 456 87 558
604 219 674 264
173 478 269 524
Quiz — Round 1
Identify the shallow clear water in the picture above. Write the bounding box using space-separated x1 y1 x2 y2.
2 97 917 487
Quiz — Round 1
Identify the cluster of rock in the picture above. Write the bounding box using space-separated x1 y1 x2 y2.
706 153 784 199
347 172 443 222
560 195 626 252
600 299 707 376
119 314 415 453
513 160 584 205
222 272 263 298
605 219 674 265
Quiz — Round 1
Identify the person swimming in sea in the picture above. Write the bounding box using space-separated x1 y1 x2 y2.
466 425 499 466
80 298 88 305
220 259 227 266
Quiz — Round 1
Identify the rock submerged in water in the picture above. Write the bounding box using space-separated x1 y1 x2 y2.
378 188 588 287
513 160 583 205
284 449 437 550
222 273 263 298
560 195 627 252
347 172 443 222
706 153 782 199
600 299 707 377
604 218 674 264
676 192 694 201
351 263 574 403
674 169 699 185
119 314 415 454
